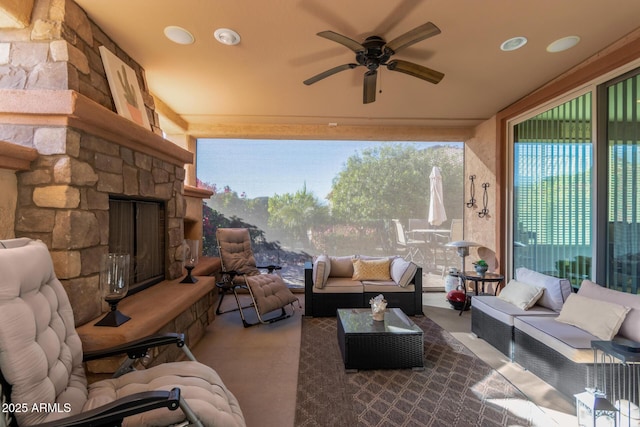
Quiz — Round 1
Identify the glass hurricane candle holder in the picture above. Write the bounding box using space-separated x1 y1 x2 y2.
95 253 131 327
180 239 199 283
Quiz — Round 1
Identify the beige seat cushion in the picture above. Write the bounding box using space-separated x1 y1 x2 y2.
314 277 363 293
88 361 245 427
245 273 298 315
0 238 246 427
216 228 259 275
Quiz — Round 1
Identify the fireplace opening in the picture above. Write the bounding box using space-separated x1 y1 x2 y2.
109 197 166 294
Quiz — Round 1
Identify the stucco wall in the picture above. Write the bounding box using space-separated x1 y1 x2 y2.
465 116 499 268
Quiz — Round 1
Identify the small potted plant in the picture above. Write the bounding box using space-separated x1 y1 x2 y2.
473 259 488 276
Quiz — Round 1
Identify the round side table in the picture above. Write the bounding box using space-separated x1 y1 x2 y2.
459 271 505 295
456 271 505 315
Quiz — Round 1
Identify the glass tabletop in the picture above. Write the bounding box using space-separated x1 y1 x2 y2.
592 340 640 363
459 271 504 281
337 308 422 334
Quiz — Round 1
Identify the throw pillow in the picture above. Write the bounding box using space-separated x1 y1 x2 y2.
497 279 544 310
516 267 572 312
555 293 631 340
352 257 391 281
578 279 640 342
390 257 418 288
329 256 354 278
312 255 330 289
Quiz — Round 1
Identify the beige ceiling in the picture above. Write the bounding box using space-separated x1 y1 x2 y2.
75 0 640 134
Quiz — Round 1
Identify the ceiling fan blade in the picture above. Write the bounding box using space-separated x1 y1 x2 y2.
317 31 365 52
363 70 377 104
372 0 421 36
387 59 444 84
385 22 441 54
303 63 358 85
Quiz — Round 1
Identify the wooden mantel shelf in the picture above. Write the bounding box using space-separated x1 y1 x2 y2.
0 139 37 171
0 89 193 167
77 275 215 352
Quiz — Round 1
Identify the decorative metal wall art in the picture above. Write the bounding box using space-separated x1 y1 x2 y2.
478 183 490 218
466 175 476 208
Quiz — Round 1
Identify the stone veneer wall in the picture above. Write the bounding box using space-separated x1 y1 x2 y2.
14 127 187 326
0 0 160 134
0 0 195 327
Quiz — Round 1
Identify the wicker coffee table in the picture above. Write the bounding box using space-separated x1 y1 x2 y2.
336 308 424 371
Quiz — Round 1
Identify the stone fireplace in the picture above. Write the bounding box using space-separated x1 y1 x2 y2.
7 90 192 326
0 0 218 362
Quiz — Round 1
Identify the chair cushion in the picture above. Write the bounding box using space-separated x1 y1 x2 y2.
578 279 640 342
216 228 259 275
1 238 247 427
244 273 298 315
87 361 245 427
314 277 363 294
513 316 593 363
556 293 630 340
515 267 572 311
472 295 557 326
0 239 88 426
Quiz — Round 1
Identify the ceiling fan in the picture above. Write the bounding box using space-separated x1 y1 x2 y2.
303 22 444 104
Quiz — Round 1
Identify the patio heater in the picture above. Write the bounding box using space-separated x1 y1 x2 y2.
445 240 480 273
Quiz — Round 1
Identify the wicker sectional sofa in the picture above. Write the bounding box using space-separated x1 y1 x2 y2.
472 268 640 399
304 255 423 317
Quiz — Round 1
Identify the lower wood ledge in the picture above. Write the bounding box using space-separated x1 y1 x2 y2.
77 275 216 352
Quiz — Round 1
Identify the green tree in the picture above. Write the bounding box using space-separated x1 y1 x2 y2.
268 184 329 248
330 144 463 224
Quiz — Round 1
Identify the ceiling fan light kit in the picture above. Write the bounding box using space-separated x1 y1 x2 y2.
304 21 444 104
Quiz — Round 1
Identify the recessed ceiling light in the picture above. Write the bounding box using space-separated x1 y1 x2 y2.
214 28 241 46
164 26 195 45
500 36 528 52
547 36 580 53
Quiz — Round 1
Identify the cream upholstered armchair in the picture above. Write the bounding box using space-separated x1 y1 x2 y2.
0 238 245 427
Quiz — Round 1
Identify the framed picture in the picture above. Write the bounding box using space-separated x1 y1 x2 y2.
99 46 151 130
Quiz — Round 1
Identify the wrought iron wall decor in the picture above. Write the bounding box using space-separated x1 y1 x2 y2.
478 183 490 218
466 175 476 208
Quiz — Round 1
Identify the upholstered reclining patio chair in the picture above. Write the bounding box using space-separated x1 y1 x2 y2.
215 228 299 327
0 238 245 427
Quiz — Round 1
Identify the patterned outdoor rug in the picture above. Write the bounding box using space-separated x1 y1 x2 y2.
294 315 553 427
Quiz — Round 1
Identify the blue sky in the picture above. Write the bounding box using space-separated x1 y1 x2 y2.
196 139 457 201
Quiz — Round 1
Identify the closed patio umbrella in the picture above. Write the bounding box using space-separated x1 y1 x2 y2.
428 166 447 226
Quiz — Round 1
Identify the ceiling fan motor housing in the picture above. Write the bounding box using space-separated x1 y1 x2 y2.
357 36 391 70
304 22 443 103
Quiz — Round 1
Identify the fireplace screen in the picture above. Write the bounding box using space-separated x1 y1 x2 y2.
109 198 165 293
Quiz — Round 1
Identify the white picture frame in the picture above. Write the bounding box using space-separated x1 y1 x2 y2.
99 46 151 130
